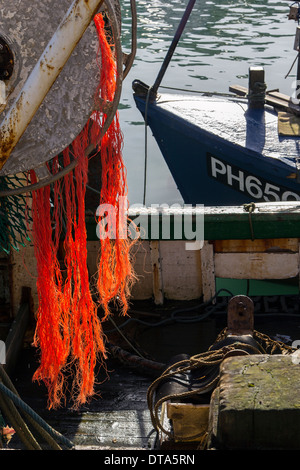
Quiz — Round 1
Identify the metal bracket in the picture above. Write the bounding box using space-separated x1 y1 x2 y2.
227 295 254 337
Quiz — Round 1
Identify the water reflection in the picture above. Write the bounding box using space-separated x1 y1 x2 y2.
119 0 297 205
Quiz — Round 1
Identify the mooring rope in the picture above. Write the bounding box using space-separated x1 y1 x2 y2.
0 365 73 450
147 328 295 442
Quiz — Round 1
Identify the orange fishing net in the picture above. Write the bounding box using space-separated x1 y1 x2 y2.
29 13 136 409
93 14 136 319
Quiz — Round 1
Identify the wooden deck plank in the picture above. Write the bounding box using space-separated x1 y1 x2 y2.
229 84 300 115
214 252 299 280
7 350 155 450
209 354 300 450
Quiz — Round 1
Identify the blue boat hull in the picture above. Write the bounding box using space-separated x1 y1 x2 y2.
134 92 300 206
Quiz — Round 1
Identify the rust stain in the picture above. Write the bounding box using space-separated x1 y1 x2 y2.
152 262 159 292
39 59 55 72
83 0 95 9
0 92 24 170
0 128 16 169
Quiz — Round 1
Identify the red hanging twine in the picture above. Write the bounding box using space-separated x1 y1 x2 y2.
93 14 137 319
29 13 136 409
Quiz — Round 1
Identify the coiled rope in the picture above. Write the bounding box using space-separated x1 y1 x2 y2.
147 328 294 443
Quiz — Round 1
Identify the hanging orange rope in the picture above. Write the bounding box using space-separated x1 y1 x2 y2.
93 13 137 319
29 13 136 409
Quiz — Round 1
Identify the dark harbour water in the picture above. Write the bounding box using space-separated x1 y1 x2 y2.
118 0 299 206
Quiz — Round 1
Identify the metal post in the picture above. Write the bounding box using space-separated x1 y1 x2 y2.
151 0 196 97
248 66 266 109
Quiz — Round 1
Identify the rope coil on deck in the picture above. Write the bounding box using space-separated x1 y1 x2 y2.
147 328 295 444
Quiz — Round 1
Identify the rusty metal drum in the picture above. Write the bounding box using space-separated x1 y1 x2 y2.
0 0 120 177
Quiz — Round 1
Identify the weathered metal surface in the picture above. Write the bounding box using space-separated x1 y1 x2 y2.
0 0 119 176
0 0 106 172
0 37 14 81
227 295 253 336
0 81 5 113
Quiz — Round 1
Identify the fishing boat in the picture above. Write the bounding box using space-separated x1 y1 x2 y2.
1 0 300 454
133 0 300 206
4 201 300 451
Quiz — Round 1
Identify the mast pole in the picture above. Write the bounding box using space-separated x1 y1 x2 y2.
151 0 196 97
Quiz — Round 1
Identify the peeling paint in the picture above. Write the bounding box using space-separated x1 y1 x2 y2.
0 0 111 175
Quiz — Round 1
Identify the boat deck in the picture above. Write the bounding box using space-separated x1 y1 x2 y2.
9 351 154 450
148 92 300 165
3 295 300 451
